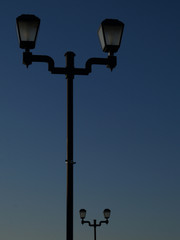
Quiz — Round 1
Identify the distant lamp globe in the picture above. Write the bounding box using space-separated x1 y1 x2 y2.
98 19 124 55
16 14 40 50
79 209 87 219
103 209 111 219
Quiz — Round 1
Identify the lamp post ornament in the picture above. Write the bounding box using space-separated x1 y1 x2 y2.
16 14 124 240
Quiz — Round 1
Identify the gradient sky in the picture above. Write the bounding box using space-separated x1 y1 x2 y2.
0 0 179 240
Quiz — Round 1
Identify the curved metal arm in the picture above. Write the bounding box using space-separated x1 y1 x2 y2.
98 220 109 226
23 51 66 73
74 56 116 75
86 56 116 72
81 220 94 226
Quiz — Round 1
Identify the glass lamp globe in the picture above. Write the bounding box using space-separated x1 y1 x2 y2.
16 14 40 50
79 209 86 219
103 209 111 219
98 19 124 55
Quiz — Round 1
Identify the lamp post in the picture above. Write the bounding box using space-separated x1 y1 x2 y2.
16 14 124 240
79 209 111 240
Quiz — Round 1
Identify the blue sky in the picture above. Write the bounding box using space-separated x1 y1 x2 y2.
0 0 179 240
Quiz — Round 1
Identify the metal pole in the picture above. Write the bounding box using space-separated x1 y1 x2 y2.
94 220 97 240
66 52 75 240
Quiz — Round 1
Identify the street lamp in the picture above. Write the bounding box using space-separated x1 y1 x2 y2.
79 209 111 240
16 14 124 240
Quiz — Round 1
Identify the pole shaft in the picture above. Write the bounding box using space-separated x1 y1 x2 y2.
66 52 75 240
94 220 97 240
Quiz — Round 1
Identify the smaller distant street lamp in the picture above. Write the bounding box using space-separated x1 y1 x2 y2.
79 209 111 240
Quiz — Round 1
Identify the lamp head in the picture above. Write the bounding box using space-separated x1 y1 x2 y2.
98 19 124 55
103 209 111 219
79 209 86 219
16 14 40 51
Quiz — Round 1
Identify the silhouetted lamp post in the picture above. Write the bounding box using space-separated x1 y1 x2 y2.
79 209 111 240
16 14 124 240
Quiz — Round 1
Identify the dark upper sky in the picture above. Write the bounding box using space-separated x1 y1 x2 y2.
0 0 179 240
